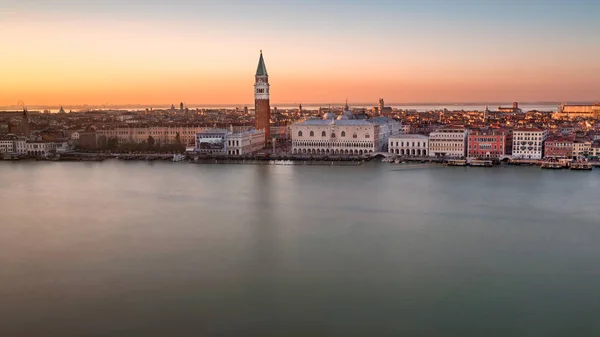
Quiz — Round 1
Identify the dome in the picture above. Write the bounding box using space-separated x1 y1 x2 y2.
336 114 349 120
344 110 353 119
323 112 335 120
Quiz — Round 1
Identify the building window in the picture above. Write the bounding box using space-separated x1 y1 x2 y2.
331 133 336 138
341 131 346 137
365 134 370 139
322 131 326 137
353 133 357 139
310 131 314 137
298 131 303 137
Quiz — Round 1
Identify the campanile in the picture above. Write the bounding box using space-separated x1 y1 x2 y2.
254 50 270 144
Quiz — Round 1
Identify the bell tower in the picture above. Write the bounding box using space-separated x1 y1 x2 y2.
254 50 270 144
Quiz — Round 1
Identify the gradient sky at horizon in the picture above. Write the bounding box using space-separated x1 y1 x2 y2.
1 0 599 106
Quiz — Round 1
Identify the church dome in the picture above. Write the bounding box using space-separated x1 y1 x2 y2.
336 114 349 120
323 112 335 120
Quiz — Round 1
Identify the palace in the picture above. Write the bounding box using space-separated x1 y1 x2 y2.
291 110 401 155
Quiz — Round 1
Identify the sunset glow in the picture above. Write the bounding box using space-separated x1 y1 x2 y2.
1 0 599 106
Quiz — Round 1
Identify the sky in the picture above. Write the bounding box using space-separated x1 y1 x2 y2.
0 0 599 106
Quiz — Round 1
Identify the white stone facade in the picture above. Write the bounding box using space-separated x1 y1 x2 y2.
429 126 468 158
292 120 379 155
226 129 265 155
389 134 429 156
26 142 57 156
512 129 548 159
0 137 27 154
194 129 266 156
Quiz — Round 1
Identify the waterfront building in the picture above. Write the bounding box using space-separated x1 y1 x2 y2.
512 128 548 159
193 128 265 156
428 125 468 158
388 134 428 156
0 135 27 154
26 141 57 157
553 103 600 120
254 51 270 145
194 129 228 155
226 129 265 155
498 102 522 114
291 113 401 155
590 141 600 159
544 135 574 158
467 128 512 158
97 125 215 146
573 139 592 158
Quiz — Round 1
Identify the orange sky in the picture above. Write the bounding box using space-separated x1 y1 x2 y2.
1 4 599 106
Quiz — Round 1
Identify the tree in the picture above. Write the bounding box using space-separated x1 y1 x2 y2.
175 132 181 146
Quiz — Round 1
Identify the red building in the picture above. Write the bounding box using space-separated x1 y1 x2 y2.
254 51 270 145
467 128 512 158
544 135 574 158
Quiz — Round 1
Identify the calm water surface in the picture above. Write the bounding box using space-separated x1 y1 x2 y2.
1 161 600 337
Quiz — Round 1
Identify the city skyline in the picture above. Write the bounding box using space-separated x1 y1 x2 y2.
1 0 599 106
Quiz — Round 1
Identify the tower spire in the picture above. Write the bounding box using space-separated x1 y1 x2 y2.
256 50 268 76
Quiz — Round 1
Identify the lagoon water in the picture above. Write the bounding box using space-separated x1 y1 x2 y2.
1 160 600 336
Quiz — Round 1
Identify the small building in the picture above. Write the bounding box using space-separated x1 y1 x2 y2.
429 125 468 158
573 139 592 158
544 135 574 159
194 129 228 155
512 128 548 160
388 134 428 156
0 135 27 154
226 129 265 156
194 128 265 156
590 141 600 159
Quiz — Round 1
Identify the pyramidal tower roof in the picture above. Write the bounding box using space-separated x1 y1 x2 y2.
256 50 268 76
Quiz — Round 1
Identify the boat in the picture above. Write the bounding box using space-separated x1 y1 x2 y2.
570 162 593 171
445 159 467 166
470 159 493 167
540 161 564 169
394 159 402 164
172 154 186 162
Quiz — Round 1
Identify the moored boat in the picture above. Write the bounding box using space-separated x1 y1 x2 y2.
470 159 493 167
445 159 467 166
540 161 564 169
570 162 593 171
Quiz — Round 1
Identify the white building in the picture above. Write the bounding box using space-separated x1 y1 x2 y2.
26 141 57 157
389 134 429 156
512 128 548 159
0 135 27 154
291 112 401 155
226 129 265 155
429 126 468 158
194 128 265 156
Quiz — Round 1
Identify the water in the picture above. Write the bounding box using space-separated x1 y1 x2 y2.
1 161 600 336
